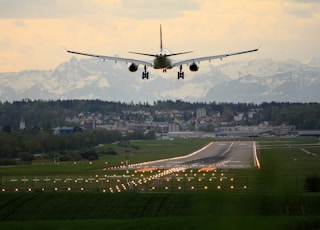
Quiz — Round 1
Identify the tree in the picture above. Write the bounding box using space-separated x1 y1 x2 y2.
2 125 12 134
73 126 82 133
18 152 35 162
305 173 320 192
81 150 98 161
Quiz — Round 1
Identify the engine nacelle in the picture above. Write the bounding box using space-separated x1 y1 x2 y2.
189 63 199 72
128 63 138 72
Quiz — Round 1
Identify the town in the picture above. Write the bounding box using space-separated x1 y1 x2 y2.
55 107 296 138
2 100 320 139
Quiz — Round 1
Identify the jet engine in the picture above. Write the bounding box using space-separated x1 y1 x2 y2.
128 63 138 72
189 63 199 72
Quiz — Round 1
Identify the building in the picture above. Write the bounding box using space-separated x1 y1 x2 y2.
196 108 206 119
19 117 26 130
168 123 180 132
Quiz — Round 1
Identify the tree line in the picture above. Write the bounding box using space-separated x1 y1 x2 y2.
0 128 155 165
1 99 320 130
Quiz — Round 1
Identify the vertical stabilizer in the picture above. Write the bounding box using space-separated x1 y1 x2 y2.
160 24 163 52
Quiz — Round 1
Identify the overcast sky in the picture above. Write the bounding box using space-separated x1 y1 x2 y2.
0 0 319 72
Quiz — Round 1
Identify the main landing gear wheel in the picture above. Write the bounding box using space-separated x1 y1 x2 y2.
142 65 149 80
177 65 184 79
142 72 149 79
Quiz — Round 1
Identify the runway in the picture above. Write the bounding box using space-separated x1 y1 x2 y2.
130 141 255 169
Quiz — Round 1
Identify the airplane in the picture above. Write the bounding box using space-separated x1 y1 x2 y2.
66 25 259 80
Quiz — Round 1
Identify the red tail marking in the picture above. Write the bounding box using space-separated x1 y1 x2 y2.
160 24 163 52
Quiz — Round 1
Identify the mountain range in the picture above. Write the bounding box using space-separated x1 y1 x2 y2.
1 57 320 103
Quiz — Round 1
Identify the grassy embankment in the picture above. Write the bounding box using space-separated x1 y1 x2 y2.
0 138 211 177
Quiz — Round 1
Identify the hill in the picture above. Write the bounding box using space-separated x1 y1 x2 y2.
0 57 319 103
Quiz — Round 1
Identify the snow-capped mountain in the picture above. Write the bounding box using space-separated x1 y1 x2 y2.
0 57 319 103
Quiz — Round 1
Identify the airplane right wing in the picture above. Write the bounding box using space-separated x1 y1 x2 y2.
172 47 259 67
66 49 154 67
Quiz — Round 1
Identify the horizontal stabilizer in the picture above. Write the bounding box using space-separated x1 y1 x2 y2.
129 52 157 57
129 51 193 57
166 51 193 57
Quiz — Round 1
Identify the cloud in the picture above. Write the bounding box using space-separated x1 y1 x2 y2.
289 0 320 3
12 20 25 27
118 0 200 19
0 0 200 19
0 0 320 72
283 0 320 18
0 0 100 18
120 0 199 10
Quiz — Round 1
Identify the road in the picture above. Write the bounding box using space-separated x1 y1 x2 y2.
130 141 255 169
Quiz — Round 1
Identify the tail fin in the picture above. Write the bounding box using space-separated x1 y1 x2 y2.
160 24 163 52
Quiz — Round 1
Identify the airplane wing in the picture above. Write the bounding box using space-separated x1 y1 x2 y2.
66 49 153 67
172 47 259 67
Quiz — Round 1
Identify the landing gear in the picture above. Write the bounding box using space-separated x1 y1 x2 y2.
142 72 149 79
142 65 149 79
177 65 184 79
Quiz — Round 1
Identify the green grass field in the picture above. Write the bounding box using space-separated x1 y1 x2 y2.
0 138 211 177
0 192 319 229
0 137 320 229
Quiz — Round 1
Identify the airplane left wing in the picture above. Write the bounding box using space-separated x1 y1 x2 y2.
66 49 153 67
172 47 259 67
